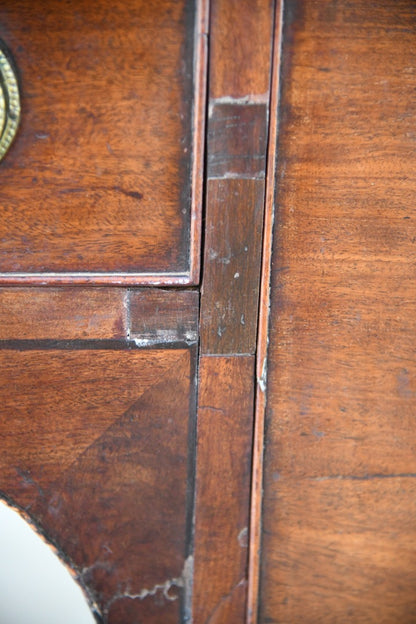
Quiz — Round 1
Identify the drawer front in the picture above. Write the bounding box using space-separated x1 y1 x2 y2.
0 0 205 284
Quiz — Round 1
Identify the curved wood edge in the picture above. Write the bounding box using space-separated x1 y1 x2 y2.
0 493 101 622
246 2 284 622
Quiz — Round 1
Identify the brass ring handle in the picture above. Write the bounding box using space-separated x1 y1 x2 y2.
0 43 20 162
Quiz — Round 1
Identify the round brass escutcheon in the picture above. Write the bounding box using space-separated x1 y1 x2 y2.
0 43 20 162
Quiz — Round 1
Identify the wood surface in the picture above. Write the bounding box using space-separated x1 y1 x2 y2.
0 287 127 340
262 477 416 624
129 289 199 346
0 0 203 282
260 0 416 622
200 178 265 355
200 0 274 356
0 286 200 347
0 347 195 623
0 1 284 622
207 103 268 179
247 2 283 621
194 2 275 621
192 356 255 624
209 0 274 99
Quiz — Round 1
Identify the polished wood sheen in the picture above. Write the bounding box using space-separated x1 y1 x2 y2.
260 1 416 622
0 0 203 283
0 0 277 623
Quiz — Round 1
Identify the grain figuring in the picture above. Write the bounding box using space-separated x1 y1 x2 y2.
260 1 416 622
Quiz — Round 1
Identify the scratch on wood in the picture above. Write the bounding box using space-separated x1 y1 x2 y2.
105 555 193 613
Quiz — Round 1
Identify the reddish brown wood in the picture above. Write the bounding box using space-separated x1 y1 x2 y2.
247 3 283 621
129 289 199 346
107 597 181 624
189 0 209 284
207 103 268 179
260 0 416 622
0 288 127 340
262 477 416 623
0 273 194 287
209 0 274 98
0 348 195 623
0 0 205 283
196 5 275 621
192 356 255 624
200 178 265 355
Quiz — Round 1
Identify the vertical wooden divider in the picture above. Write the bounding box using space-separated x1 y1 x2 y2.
192 1 275 622
247 3 283 622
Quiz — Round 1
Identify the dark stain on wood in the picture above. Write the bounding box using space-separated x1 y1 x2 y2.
200 178 265 355
208 103 268 179
111 187 143 201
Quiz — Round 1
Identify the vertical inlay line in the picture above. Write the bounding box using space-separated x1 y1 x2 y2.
247 2 284 622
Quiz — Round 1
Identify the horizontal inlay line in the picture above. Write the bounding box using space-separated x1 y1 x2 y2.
0 339 196 351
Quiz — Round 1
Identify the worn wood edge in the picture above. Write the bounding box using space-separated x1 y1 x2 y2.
128 289 199 346
0 273 194 286
208 94 270 114
0 493 102 621
189 0 209 285
247 2 283 622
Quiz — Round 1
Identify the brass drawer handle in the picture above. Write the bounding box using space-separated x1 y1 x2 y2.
0 43 20 162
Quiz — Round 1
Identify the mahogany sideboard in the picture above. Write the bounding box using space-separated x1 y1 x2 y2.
0 1 415 622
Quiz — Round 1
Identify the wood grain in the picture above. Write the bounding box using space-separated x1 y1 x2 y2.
247 2 283 621
192 356 255 624
200 4 275 619
261 477 416 624
0 0 202 282
207 103 268 179
209 0 274 98
129 289 198 346
260 0 416 621
0 288 127 340
0 348 195 622
200 179 265 355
